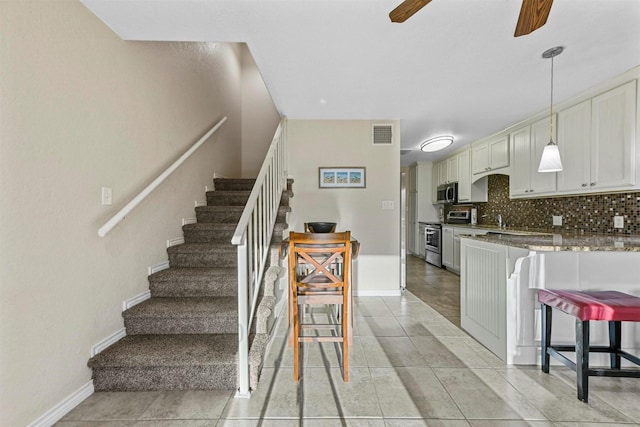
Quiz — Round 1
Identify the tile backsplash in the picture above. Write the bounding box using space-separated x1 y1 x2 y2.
450 174 640 235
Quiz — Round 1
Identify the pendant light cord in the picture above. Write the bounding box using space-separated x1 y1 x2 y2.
549 55 554 142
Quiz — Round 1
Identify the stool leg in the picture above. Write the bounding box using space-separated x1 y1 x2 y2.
541 303 551 373
608 321 621 369
576 318 589 402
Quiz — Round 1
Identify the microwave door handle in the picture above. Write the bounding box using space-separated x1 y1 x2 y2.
446 187 453 203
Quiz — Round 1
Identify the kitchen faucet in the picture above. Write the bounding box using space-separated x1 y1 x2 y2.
482 214 505 229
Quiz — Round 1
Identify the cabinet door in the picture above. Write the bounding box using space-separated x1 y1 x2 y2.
438 160 448 185
442 227 454 268
472 142 489 174
529 115 557 194
557 100 592 192
431 161 439 203
447 155 459 183
488 135 509 170
591 80 636 189
509 126 531 196
453 233 461 272
457 150 471 201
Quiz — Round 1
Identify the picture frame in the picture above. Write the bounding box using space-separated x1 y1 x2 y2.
319 167 366 189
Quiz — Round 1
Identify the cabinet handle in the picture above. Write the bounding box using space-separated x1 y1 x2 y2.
590 182 596 186
581 183 587 187
525 190 529 193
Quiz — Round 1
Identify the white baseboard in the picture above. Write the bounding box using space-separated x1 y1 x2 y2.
122 290 151 311
353 289 402 297
166 237 184 247
27 381 94 427
195 200 206 207
91 327 126 357
182 217 197 226
148 261 169 275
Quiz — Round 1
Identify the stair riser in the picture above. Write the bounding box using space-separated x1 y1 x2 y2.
213 179 255 192
196 209 288 224
125 318 237 335
183 229 235 244
169 252 236 268
206 192 290 207
149 280 237 298
183 228 288 244
92 366 236 391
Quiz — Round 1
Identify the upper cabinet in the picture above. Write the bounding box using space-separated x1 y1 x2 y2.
557 81 637 194
510 115 557 198
472 135 509 175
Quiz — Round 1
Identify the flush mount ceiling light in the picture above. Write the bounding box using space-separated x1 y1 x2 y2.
420 135 453 152
538 46 564 173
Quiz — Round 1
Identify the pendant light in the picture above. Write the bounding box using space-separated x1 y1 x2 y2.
538 46 564 173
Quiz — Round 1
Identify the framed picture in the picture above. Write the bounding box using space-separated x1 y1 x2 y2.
319 167 366 188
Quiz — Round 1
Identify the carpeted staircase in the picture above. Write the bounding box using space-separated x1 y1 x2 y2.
88 178 292 391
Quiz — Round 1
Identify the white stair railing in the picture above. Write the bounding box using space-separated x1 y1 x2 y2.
232 118 288 397
98 116 228 237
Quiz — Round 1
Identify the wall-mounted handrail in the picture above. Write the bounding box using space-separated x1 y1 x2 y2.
233 118 287 397
98 116 227 237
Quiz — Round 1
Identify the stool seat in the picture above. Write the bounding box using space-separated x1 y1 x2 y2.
538 289 640 322
538 289 640 403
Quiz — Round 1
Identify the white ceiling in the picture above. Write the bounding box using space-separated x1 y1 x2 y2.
82 0 640 166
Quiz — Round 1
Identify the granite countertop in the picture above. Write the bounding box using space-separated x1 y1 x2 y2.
462 230 640 252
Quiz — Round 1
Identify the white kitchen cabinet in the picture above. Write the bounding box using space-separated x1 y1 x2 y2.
438 160 448 185
510 116 557 198
557 100 592 192
442 226 454 269
472 135 509 175
446 154 459 184
458 149 488 203
590 81 636 190
407 164 418 255
557 81 637 194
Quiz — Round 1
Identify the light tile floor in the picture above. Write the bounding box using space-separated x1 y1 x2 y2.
58 257 640 426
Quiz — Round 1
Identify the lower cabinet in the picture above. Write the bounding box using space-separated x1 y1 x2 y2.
442 227 454 269
442 226 488 274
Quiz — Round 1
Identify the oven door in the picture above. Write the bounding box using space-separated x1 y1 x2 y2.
425 227 441 253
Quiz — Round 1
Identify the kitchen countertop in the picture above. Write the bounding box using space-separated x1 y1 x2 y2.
460 228 640 252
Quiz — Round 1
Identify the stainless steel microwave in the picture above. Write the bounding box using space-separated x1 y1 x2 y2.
435 182 458 204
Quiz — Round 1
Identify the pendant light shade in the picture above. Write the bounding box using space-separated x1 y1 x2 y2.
538 140 563 172
538 46 564 173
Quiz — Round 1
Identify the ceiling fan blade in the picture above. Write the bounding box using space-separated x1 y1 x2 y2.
514 0 554 37
389 0 433 23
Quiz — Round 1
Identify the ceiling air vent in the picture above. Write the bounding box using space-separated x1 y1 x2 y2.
400 149 412 156
372 124 393 146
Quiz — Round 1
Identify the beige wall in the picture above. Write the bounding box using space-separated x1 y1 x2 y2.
0 2 244 425
286 120 401 295
241 45 281 178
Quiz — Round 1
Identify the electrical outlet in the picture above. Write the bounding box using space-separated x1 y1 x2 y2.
614 216 624 229
552 215 562 226
382 201 394 210
101 187 112 205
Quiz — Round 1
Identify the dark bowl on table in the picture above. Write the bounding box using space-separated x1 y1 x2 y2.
306 222 337 233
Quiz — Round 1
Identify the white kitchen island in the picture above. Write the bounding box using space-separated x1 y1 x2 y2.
460 233 640 366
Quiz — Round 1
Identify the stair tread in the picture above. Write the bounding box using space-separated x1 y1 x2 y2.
167 243 235 252
124 297 237 318
89 334 238 368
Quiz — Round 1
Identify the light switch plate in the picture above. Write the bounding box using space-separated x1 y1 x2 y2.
614 216 624 228
101 187 113 205
552 215 562 226
382 201 394 210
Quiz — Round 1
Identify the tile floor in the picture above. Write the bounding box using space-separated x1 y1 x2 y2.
57 256 640 426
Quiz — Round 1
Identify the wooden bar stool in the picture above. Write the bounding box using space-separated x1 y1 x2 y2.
288 231 352 382
538 289 640 402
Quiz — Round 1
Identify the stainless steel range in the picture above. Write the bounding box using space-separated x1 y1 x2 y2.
424 222 443 267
